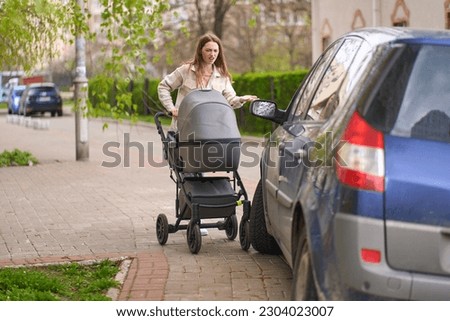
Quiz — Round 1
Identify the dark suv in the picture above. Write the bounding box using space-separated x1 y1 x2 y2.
249 28 450 300
19 83 63 117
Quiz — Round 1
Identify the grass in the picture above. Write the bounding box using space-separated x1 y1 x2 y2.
0 260 121 301
0 149 38 167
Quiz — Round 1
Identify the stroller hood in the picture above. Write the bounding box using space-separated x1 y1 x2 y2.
178 89 241 141
176 89 241 173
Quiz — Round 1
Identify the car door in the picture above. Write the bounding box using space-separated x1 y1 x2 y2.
263 40 344 257
275 37 365 262
377 43 450 281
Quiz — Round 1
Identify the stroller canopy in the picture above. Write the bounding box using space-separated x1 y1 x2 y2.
178 89 241 141
176 89 241 173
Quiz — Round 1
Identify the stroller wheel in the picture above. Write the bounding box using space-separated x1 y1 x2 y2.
156 214 169 245
225 215 238 240
186 222 202 254
239 219 251 251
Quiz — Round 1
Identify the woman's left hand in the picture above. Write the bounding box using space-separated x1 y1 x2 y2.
240 95 258 104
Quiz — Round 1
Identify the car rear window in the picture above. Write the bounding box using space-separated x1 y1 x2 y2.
365 44 450 143
28 87 57 96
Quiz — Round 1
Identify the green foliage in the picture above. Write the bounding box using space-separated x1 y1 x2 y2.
0 260 120 301
0 149 38 167
0 0 70 70
78 0 171 122
88 70 309 135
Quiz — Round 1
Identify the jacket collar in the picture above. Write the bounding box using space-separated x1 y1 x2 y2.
190 64 219 77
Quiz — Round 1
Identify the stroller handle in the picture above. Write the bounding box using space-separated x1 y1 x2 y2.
154 111 171 127
154 111 172 141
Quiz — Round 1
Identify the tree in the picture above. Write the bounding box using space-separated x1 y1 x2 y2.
0 0 68 71
0 0 170 121
255 0 311 69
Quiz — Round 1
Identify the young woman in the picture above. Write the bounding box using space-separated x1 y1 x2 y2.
158 33 257 130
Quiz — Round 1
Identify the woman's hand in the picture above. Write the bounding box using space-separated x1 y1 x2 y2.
239 95 258 104
170 108 178 117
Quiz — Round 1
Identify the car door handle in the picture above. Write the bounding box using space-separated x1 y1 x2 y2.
441 228 450 237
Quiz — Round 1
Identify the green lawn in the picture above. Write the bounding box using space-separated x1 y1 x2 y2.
0 260 121 301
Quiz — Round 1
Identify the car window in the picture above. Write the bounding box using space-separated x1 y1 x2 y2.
289 40 343 122
366 44 450 143
306 38 362 121
28 87 57 96
392 45 450 142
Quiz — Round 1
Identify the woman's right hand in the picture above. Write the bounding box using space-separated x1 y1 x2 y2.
170 108 178 117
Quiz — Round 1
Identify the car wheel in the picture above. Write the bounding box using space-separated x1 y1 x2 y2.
51 111 56 117
250 180 281 254
57 110 63 117
8 108 12 114
291 222 317 300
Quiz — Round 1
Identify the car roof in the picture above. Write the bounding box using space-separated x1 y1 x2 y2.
345 27 450 47
27 82 56 88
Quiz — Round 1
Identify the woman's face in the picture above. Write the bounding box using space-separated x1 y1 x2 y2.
201 41 219 65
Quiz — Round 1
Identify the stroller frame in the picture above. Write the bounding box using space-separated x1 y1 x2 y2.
154 111 251 254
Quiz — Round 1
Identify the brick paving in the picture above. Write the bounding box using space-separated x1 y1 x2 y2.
0 108 292 301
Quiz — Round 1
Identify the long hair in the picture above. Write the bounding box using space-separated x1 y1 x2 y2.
187 33 232 86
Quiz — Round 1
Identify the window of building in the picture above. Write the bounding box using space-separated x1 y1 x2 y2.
393 20 408 27
322 36 331 52
351 9 366 30
391 0 410 27
446 0 450 29
321 19 332 52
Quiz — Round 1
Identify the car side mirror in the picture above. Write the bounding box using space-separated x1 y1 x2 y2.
250 100 286 124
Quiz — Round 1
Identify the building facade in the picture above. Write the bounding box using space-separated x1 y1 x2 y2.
312 0 450 60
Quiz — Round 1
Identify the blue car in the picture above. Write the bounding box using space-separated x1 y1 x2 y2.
7 85 26 114
249 27 450 300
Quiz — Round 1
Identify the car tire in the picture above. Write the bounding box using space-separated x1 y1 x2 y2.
250 180 281 255
291 222 317 300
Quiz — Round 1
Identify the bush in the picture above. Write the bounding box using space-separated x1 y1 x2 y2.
0 149 38 167
88 69 309 136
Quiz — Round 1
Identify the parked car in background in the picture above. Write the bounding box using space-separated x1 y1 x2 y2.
249 27 450 300
7 85 26 114
19 83 63 117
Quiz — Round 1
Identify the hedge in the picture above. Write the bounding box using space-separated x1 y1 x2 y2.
88 69 308 135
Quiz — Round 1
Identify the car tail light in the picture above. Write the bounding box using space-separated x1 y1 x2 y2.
336 112 385 192
361 248 381 263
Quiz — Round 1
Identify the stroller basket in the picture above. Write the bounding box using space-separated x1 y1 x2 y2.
179 177 238 219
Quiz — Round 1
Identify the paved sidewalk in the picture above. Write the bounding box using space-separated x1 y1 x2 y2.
0 108 292 301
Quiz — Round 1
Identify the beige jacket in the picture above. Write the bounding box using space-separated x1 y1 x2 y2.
157 64 243 129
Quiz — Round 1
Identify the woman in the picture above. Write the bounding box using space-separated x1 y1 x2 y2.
158 33 257 130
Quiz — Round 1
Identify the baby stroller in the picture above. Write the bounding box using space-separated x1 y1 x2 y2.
154 89 251 254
